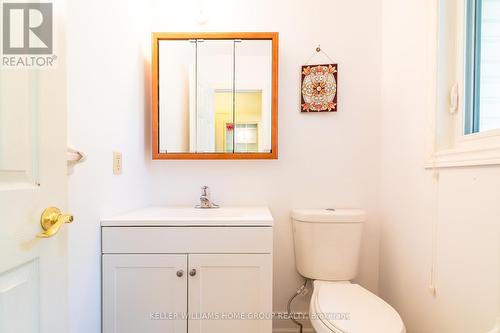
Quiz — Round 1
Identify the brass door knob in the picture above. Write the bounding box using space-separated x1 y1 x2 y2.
37 207 74 238
189 269 197 277
176 270 184 277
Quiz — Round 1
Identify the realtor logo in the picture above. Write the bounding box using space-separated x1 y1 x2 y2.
2 2 53 54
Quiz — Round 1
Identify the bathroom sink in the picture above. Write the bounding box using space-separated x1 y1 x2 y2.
101 205 274 333
101 206 273 227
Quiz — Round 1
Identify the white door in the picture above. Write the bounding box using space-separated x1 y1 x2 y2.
102 254 188 333
0 2 69 333
194 79 215 152
188 254 273 333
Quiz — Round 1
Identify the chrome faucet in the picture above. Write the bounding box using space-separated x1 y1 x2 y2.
195 186 219 209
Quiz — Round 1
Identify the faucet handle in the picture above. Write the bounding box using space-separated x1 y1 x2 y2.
195 186 219 209
201 186 209 196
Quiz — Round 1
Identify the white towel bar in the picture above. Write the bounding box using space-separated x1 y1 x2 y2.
67 146 86 165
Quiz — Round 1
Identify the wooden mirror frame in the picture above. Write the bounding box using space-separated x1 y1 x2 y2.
152 32 279 160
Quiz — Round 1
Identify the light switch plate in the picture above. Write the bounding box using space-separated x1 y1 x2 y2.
113 152 122 175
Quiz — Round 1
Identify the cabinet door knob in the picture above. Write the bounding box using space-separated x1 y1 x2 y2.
176 270 184 277
189 269 197 277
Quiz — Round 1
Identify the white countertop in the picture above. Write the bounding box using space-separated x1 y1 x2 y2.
101 206 274 227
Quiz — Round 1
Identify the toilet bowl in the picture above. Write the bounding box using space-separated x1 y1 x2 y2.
291 209 405 333
309 281 405 333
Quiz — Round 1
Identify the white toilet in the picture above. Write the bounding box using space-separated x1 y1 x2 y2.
292 209 405 333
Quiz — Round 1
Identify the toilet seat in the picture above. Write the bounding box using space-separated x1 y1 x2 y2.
310 281 405 333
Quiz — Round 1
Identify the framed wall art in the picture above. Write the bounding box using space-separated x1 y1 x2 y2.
301 63 338 112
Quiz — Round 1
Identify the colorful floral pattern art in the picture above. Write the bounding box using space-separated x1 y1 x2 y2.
301 64 337 112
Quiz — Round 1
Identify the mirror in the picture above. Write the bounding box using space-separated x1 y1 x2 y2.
152 33 278 159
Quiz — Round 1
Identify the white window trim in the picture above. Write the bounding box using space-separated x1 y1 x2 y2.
425 0 500 169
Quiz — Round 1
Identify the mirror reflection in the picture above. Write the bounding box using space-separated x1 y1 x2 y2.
158 38 273 154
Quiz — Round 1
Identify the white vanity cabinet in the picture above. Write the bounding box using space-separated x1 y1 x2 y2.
101 207 273 333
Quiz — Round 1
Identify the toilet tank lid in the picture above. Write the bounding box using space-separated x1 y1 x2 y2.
291 209 366 223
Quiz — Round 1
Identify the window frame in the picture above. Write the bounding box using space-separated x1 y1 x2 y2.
463 0 482 134
426 0 500 168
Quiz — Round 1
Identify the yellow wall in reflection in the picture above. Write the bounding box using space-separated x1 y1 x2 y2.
214 91 262 152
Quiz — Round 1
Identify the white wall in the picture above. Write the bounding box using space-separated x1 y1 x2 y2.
66 1 153 332
66 0 500 332
147 0 382 331
379 1 500 332
67 0 382 332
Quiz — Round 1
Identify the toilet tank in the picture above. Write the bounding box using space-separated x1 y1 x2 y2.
291 209 366 281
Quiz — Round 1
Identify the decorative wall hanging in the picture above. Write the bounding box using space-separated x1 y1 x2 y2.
301 45 338 112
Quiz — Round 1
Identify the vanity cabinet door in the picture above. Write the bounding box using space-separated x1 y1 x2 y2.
102 254 187 333
188 254 273 333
